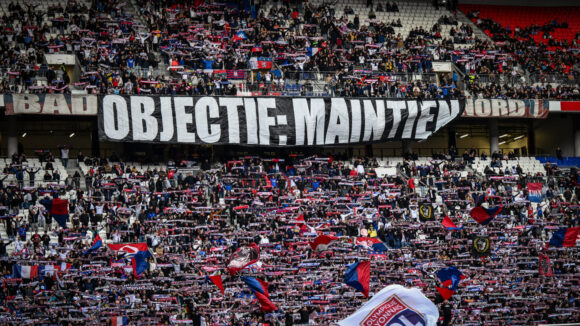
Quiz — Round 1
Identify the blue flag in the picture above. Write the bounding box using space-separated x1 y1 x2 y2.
131 250 151 277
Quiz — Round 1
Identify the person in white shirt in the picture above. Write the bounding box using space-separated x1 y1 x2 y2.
60 146 70 168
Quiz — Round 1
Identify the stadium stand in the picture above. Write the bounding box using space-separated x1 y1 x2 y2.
0 0 579 325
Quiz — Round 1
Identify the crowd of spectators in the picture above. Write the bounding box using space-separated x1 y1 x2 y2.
0 149 578 325
0 0 458 97
467 82 580 100
0 0 578 98
455 9 580 99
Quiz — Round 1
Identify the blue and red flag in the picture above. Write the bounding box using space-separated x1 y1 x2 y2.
241 276 269 296
107 243 149 255
548 227 579 248
50 198 69 228
436 266 466 300
344 261 371 298
232 30 248 42
226 70 246 80
207 274 225 295
469 205 502 225
527 183 542 202
84 234 103 255
241 276 278 312
254 291 278 312
131 250 151 278
442 216 462 231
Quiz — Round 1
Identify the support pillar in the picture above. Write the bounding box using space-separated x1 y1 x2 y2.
574 116 580 157
489 119 499 155
91 119 100 157
527 120 535 156
402 141 412 154
575 130 580 157
6 116 18 156
448 127 457 149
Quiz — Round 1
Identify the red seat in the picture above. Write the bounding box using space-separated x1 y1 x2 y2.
458 4 580 43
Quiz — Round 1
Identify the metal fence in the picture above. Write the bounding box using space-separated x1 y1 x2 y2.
468 73 577 86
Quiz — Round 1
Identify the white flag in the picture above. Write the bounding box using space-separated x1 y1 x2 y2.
338 284 439 326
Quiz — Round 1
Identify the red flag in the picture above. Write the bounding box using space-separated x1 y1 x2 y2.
255 292 278 312
442 216 461 230
436 287 455 300
50 198 69 215
167 170 175 179
208 275 225 294
107 243 149 254
309 235 338 251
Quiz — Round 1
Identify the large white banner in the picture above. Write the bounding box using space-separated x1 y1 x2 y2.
97 95 465 146
338 284 439 326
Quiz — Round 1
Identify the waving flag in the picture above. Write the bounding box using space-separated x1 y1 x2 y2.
249 57 272 69
442 216 462 231
435 266 466 300
50 198 69 228
344 261 370 298
131 250 151 277
226 243 260 275
13 265 39 279
437 267 465 290
527 183 542 202
309 235 338 251
355 237 388 251
241 276 270 296
207 274 225 295
111 316 128 326
548 227 580 248
338 284 439 326
241 276 278 312
293 214 312 233
470 205 502 225
306 47 320 56
254 292 278 312
84 234 103 255
107 243 149 254
232 30 248 41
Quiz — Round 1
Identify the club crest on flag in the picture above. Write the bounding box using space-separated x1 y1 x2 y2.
360 295 426 326
472 236 490 256
338 284 438 326
419 204 433 221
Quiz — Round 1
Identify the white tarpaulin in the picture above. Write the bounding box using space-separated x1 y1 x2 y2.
338 284 439 326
